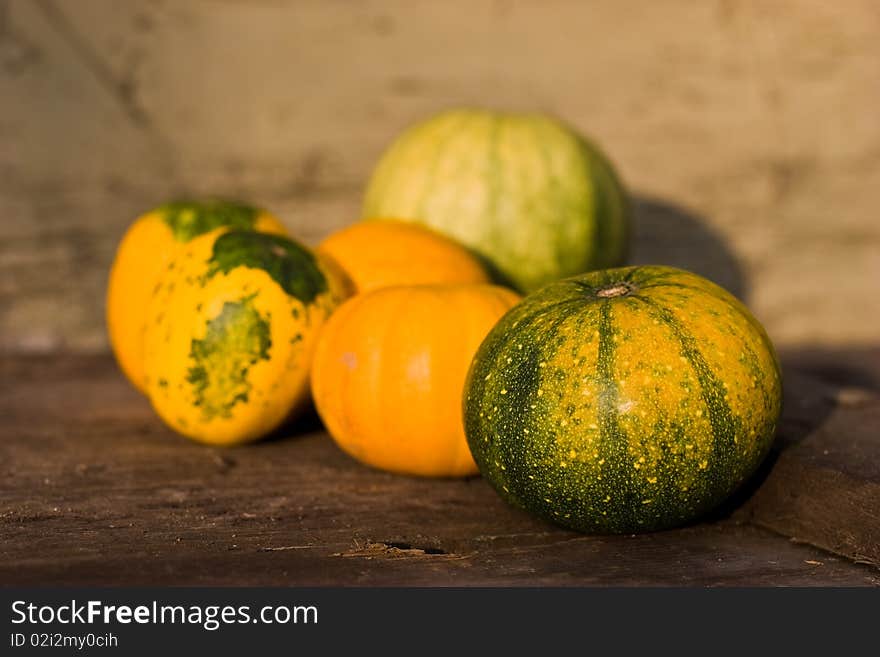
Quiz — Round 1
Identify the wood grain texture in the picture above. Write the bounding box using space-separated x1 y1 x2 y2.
1 354 877 586
743 396 880 567
1 0 879 350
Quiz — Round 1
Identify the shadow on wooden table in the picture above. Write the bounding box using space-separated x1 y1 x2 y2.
780 345 880 391
629 195 749 302
258 403 326 445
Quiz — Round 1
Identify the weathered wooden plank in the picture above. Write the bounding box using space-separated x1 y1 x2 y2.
743 388 880 567
1 354 878 586
3 1 880 351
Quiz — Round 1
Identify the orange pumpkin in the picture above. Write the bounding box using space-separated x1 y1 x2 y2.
317 219 491 294
311 284 521 477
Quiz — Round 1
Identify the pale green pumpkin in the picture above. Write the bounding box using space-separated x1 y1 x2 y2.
363 109 630 292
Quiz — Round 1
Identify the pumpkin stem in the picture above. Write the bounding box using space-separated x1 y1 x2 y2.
596 282 636 298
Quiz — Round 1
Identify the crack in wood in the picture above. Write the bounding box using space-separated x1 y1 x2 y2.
258 545 315 552
334 540 453 559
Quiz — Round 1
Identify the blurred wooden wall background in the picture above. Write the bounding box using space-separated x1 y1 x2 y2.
2 0 878 361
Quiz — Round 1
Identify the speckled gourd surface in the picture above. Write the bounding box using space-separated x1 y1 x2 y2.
143 229 349 446
464 265 782 533
106 200 288 393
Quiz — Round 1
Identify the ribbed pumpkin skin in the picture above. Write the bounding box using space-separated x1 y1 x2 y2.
107 200 288 394
317 219 491 294
464 266 782 533
311 284 521 477
362 109 629 292
143 229 350 446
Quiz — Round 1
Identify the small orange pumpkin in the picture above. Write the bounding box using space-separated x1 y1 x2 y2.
317 219 491 294
310 284 521 477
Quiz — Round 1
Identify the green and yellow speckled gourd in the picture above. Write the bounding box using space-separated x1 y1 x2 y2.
464 265 782 534
362 108 630 293
142 229 351 446
107 199 288 394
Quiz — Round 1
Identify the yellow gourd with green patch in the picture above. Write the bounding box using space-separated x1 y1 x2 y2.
143 229 351 445
107 200 288 394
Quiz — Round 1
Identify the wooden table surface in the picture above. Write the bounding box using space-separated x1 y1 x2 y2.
1 354 878 587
